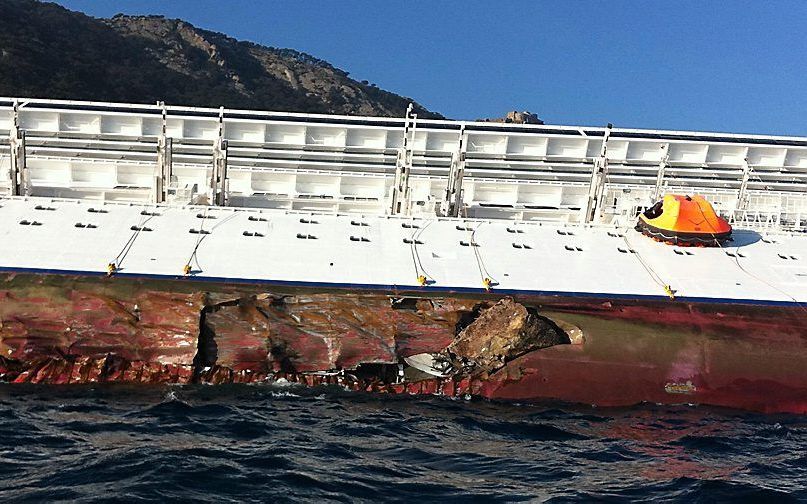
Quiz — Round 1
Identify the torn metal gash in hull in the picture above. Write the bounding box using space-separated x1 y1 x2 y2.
1 274 805 414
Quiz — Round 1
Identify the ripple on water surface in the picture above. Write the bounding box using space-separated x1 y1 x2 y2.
0 384 803 502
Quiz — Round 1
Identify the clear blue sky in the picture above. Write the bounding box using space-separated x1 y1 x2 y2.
54 0 807 136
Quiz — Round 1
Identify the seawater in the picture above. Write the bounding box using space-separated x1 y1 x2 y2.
0 384 803 502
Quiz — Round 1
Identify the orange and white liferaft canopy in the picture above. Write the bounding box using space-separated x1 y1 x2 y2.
636 194 732 246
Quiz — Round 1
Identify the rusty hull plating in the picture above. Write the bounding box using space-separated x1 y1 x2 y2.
0 272 805 414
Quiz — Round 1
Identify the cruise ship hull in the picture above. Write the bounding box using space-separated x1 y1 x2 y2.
486 296 807 414
1 272 804 414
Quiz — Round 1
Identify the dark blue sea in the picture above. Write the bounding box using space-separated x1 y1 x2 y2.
0 384 803 503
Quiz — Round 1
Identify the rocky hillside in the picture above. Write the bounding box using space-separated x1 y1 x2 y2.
0 0 440 117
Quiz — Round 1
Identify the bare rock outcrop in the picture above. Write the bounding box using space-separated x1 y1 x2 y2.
478 110 544 125
447 298 570 373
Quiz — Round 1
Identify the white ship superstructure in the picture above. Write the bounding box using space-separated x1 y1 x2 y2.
0 98 806 306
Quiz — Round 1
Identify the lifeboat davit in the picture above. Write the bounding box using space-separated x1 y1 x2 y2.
636 194 732 246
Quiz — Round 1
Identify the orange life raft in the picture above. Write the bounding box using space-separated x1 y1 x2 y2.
636 194 732 246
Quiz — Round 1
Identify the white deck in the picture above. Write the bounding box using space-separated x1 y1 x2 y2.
1 196 805 306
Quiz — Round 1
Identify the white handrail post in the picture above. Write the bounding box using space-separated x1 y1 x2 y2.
737 156 752 211
440 125 466 217
389 103 416 215
8 100 29 196
651 144 670 202
212 106 228 206
155 102 172 203
585 124 612 223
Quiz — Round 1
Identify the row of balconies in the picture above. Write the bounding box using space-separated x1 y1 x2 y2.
3 103 807 168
